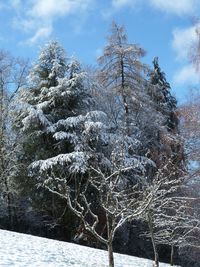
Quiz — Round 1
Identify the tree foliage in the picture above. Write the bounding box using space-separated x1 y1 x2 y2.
0 23 194 267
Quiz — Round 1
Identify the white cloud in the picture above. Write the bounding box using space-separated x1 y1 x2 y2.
149 0 199 16
26 26 53 45
30 0 92 19
172 26 198 61
173 64 199 85
11 0 94 44
110 0 200 16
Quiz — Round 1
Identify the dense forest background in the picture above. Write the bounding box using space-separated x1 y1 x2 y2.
0 22 200 267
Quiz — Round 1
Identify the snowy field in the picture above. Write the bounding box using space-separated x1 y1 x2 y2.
0 230 179 267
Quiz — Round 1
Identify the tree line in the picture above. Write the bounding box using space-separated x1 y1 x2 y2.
0 22 200 267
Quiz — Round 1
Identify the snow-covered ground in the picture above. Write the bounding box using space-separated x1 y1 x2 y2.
0 229 179 267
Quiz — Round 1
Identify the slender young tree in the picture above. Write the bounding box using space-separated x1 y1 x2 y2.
142 160 197 267
0 50 28 228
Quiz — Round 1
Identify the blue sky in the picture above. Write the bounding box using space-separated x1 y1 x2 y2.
0 0 200 103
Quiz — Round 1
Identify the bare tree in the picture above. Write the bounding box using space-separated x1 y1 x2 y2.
151 197 200 266
39 161 156 267
98 21 147 133
142 160 199 267
0 50 29 228
180 92 200 175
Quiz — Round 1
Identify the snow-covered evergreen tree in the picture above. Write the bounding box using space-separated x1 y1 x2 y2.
16 41 90 162
29 40 67 88
146 57 185 173
14 41 110 229
149 57 178 131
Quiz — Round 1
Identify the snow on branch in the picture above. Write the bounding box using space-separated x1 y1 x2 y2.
30 152 88 174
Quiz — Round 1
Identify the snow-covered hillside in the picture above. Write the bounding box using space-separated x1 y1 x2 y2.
0 230 178 267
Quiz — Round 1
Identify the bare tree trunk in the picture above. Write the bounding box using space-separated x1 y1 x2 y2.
170 245 174 266
148 213 159 267
106 213 115 267
0 82 12 227
5 180 13 229
107 240 114 267
0 76 15 230
120 57 129 135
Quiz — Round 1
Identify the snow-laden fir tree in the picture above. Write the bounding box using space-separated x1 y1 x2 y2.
149 57 178 131
13 41 91 224
147 57 185 172
29 40 67 89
